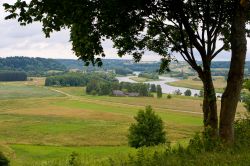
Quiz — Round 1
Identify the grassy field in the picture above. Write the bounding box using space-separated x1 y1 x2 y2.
167 76 226 93
129 76 160 82
0 78 246 165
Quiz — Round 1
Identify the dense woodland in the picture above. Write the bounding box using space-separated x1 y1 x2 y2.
0 71 27 81
1 57 250 78
45 72 117 87
0 57 66 76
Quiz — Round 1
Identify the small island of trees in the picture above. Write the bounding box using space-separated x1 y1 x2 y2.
0 71 27 81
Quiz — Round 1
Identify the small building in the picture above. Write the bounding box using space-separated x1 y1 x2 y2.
112 90 126 96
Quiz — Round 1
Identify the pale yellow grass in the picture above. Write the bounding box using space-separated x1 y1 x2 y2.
167 76 226 92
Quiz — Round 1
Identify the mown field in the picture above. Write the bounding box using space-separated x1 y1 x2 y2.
0 78 246 165
167 76 226 93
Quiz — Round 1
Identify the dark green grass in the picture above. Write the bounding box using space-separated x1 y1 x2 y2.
0 84 64 99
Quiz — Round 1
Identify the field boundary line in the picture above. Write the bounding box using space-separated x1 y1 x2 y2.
49 88 203 116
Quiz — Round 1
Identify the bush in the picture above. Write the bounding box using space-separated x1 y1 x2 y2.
167 94 172 99
128 106 166 148
174 89 182 95
199 90 204 97
68 152 82 166
234 113 250 148
0 152 9 166
184 89 192 96
188 128 223 153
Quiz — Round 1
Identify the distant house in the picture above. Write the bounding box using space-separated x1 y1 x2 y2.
112 90 139 97
112 90 126 96
127 92 140 97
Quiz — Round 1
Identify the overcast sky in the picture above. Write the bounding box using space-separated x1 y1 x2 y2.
0 1 250 61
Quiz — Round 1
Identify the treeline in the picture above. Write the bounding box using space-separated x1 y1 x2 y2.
45 71 164 97
138 72 159 80
45 72 117 87
86 81 153 96
57 59 161 73
0 57 66 76
2 57 250 78
115 68 133 75
45 73 87 86
0 71 27 81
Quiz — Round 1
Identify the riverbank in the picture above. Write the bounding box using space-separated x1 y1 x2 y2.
116 75 201 96
166 76 226 93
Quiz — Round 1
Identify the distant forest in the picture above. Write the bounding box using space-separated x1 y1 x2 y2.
0 57 250 77
0 57 66 76
0 57 162 76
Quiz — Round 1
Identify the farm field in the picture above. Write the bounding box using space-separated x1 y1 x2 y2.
129 76 159 82
167 76 227 93
0 78 246 165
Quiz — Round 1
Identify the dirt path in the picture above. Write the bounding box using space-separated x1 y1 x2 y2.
49 88 203 116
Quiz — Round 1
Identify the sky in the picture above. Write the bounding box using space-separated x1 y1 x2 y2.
0 1 250 61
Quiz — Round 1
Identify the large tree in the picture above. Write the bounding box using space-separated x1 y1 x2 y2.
3 0 250 143
220 0 249 143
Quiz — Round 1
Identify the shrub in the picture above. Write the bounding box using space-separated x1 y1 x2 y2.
199 90 204 97
68 152 82 166
174 89 182 95
188 128 223 153
0 152 9 166
234 113 250 148
184 89 192 96
128 106 166 148
167 94 172 99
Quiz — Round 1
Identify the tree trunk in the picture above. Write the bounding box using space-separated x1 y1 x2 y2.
219 1 247 143
200 68 218 137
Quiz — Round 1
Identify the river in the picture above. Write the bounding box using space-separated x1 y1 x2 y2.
116 75 201 96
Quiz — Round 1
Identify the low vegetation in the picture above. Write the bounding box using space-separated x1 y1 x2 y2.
138 72 159 80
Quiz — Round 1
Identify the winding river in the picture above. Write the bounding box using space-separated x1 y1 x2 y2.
116 75 201 96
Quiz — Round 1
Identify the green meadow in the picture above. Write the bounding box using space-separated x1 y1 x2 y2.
0 78 246 165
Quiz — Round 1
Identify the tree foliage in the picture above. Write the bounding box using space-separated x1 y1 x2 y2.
150 84 156 92
157 85 163 98
243 80 250 112
128 106 166 148
0 57 66 76
45 72 118 87
0 152 9 166
0 71 27 81
115 68 133 76
184 89 192 96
